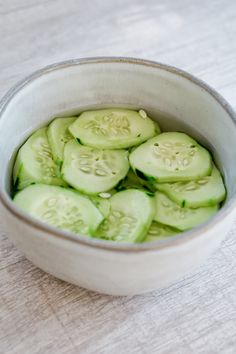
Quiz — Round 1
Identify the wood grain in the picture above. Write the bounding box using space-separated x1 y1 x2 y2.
1 0 236 353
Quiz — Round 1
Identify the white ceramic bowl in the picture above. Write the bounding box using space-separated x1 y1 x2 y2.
0 57 236 296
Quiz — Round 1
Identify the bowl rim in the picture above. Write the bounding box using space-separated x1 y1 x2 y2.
0 56 236 253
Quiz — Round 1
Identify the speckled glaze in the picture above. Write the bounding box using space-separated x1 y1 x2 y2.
0 57 236 295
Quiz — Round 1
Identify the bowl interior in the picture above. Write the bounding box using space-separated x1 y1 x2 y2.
0 58 236 214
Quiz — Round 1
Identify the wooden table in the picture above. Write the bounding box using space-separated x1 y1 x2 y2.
1 1 236 353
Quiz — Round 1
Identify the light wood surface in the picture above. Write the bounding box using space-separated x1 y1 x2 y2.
1 1 236 353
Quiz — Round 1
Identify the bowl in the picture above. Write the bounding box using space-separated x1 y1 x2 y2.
0 57 236 296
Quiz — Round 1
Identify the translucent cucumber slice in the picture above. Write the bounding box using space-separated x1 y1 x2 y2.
95 189 155 243
144 221 179 242
115 169 155 193
129 132 212 183
155 164 226 208
69 108 158 149
61 140 130 194
13 184 104 236
13 128 66 190
47 117 76 164
154 191 218 231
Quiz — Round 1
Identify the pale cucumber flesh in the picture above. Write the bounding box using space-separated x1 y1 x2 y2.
155 164 226 208
61 140 130 194
13 184 104 236
144 221 179 242
13 128 66 190
47 117 76 164
129 132 212 183
154 191 219 231
12 111 226 243
69 108 158 149
90 196 111 218
95 189 155 242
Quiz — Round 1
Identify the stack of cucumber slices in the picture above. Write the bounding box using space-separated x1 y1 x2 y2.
12 108 226 243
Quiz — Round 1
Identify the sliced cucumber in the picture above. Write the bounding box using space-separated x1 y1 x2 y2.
90 196 111 218
153 120 161 135
154 191 218 231
116 169 155 193
13 128 66 190
47 117 76 164
69 108 158 149
61 140 130 194
95 189 155 242
155 164 226 208
145 221 179 242
14 184 103 236
129 132 212 183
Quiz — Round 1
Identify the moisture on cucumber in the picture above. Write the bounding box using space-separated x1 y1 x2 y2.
69 108 158 149
11 108 226 243
13 128 66 190
14 184 104 235
61 140 130 194
129 132 212 183
154 191 219 231
47 117 76 164
155 164 226 208
95 189 155 242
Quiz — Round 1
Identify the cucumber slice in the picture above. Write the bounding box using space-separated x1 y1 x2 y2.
61 140 130 194
47 117 76 164
90 196 111 218
69 108 157 149
116 169 155 193
155 165 226 208
129 132 212 183
153 120 161 135
154 191 218 231
95 189 155 242
13 128 66 190
14 184 103 236
144 221 179 242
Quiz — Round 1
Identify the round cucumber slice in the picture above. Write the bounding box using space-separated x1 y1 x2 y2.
61 140 130 194
69 108 158 149
129 132 212 183
14 184 104 236
144 221 179 242
95 189 155 243
155 164 226 208
47 117 76 164
154 191 219 231
13 128 66 190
